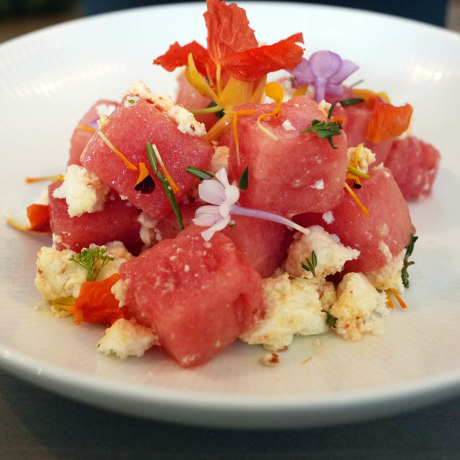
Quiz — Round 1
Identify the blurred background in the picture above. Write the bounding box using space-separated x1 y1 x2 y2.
0 0 459 43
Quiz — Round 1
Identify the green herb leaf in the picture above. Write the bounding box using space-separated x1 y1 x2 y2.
301 250 317 276
239 166 249 190
339 97 365 107
185 166 213 181
327 101 338 120
206 100 225 118
325 311 338 328
69 247 114 281
146 142 184 230
301 119 343 149
401 234 418 288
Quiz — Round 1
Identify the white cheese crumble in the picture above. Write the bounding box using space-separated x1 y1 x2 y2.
97 318 159 359
311 179 324 190
318 100 332 117
239 273 330 352
52 165 110 217
347 145 376 174
282 119 296 131
35 242 132 303
365 250 405 292
284 226 360 280
327 273 388 341
322 211 334 224
137 212 161 248
128 80 206 137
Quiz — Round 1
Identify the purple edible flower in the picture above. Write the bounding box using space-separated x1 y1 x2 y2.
290 50 359 103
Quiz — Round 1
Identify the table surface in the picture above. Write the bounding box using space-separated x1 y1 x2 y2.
1 366 460 459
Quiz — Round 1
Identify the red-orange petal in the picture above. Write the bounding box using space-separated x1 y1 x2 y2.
220 33 304 82
366 97 413 143
71 273 127 325
26 204 51 233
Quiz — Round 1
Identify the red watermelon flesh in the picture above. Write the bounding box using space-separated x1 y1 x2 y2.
222 215 293 278
81 98 214 220
48 181 143 255
157 201 292 278
69 100 118 166
225 96 348 217
175 72 218 131
326 87 393 164
295 166 414 273
120 224 264 367
384 136 440 201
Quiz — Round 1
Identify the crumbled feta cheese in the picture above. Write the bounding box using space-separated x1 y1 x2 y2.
209 145 229 174
318 100 332 117
260 352 280 367
282 119 296 131
97 318 159 359
35 242 132 303
365 250 405 292
35 247 87 301
347 145 376 174
52 165 110 217
137 212 160 247
322 211 334 224
327 273 388 341
284 226 360 279
239 273 329 352
128 80 206 137
311 179 324 190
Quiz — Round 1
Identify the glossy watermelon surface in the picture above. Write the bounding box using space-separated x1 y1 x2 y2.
226 96 348 217
385 136 440 201
120 224 264 367
81 98 213 219
295 166 414 273
68 99 118 166
48 182 143 255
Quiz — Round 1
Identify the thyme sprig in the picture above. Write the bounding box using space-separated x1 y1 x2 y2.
146 142 184 230
401 234 418 288
69 247 114 281
301 250 317 276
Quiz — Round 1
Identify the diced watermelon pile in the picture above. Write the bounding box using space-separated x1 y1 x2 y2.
295 167 414 273
225 96 348 217
385 136 440 200
69 99 118 166
120 224 264 367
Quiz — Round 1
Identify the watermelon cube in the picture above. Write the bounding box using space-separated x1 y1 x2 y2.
120 224 264 367
81 97 214 220
69 100 118 166
226 96 348 217
48 181 143 255
384 136 440 200
295 166 414 273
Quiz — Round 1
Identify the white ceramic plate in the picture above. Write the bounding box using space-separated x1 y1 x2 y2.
1 2 460 429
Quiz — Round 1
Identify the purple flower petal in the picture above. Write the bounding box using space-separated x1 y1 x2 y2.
328 59 360 85
309 51 342 79
290 58 315 86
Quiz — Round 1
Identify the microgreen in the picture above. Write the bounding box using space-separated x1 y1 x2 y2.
339 97 365 107
146 142 184 230
239 166 249 190
325 311 337 328
401 234 418 288
185 166 213 181
301 119 343 149
69 247 114 282
301 250 317 276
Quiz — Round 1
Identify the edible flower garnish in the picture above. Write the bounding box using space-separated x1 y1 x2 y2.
154 0 303 141
290 50 359 103
69 247 114 282
193 168 309 241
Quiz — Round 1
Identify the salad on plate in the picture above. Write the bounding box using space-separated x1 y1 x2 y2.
10 0 440 369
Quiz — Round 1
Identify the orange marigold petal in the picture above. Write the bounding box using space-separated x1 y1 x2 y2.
26 204 51 232
71 273 126 325
366 97 413 144
220 33 304 82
